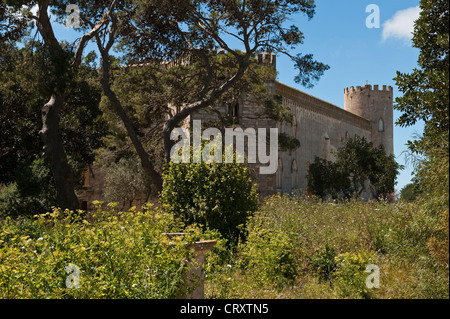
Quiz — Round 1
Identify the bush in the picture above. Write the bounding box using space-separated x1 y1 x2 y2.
160 158 258 247
307 137 402 199
334 250 377 298
0 157 56 218
310 244 337 282
238 212 297 287
104 155 153 210
399 183 419 202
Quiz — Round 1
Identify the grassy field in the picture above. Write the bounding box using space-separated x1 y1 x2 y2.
205 195 449 299
0 196 448 299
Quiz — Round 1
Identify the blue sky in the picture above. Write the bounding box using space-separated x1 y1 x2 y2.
42 0 423 192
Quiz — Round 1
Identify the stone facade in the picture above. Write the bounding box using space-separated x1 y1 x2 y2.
190 53 393 197
78 52 394 207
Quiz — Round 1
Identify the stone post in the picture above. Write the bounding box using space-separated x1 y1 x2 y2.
162 233 216 299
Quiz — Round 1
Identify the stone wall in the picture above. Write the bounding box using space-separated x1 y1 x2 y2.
188 80 377 198
273 82 372 194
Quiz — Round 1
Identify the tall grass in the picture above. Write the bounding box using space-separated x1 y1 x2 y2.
1 195 447 299
205 195 449 299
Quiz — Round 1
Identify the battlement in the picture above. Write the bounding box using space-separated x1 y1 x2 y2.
255 52 276 67
163 49 276 70
216 49 276 68
344 84 393 94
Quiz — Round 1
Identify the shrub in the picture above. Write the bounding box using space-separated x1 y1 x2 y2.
334 250 377 298
160 158 258 247
310 244 337 282
399 183 419 202
0 157 56 218
307 137 402 199
202 194 448 299
104 155 153 210
238 212 297 287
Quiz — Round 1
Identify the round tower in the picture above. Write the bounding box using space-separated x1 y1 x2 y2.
344 84 394 155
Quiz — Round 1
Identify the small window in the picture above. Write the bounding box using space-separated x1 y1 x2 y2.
291 115 297 138
378 118 384 132
229 103 239 124
323 133 331 159
232 103 239 117
345 131 350 141
276 158 283 190
291 160 298 190
83 166 90 187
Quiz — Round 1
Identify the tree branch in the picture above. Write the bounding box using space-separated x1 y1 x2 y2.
73 12 112 66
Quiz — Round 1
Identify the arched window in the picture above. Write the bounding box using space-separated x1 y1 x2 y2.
276 158 283 191
291 115 297 138
232 103 239 117
276 120 282 133
83 165 90 187
305 161 311 188
345 131 350 141
323 133 331 159
229 103 240 124
291 160 298 191
378 118 384 132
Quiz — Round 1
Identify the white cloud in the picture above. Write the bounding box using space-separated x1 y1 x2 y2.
382 6 421 42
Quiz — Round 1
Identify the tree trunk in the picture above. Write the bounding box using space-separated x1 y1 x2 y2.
162 57 250 162
40 94 80 211
163 121 176 162
100 57 164 192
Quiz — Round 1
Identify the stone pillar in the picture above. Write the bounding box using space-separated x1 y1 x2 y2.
162 233 216 299
185 240 217 299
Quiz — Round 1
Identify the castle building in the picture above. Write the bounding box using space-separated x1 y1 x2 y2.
190 53 394 197
78 52 394 209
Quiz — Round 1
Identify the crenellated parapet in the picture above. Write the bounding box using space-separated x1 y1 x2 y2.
215 48 276 69
163 49 276 70
344 84 393 94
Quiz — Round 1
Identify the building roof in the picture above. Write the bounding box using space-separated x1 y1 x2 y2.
274 81 371 131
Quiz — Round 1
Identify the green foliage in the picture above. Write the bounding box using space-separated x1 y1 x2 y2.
392 1 449 297
334 250 377 298
238 212 297 287
278 132 301 152
412 137 449 216
0 154 89 218
0 203 205 298
0 42 46 184
310 244 337 282
400 183 419 202
0 157 56 218
104 155 153 210
306 137 402 199
307 157 348 199
0 42 108 189
206 195 448 299
335 137 402 198
393 0 449 153
160 154 259 247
